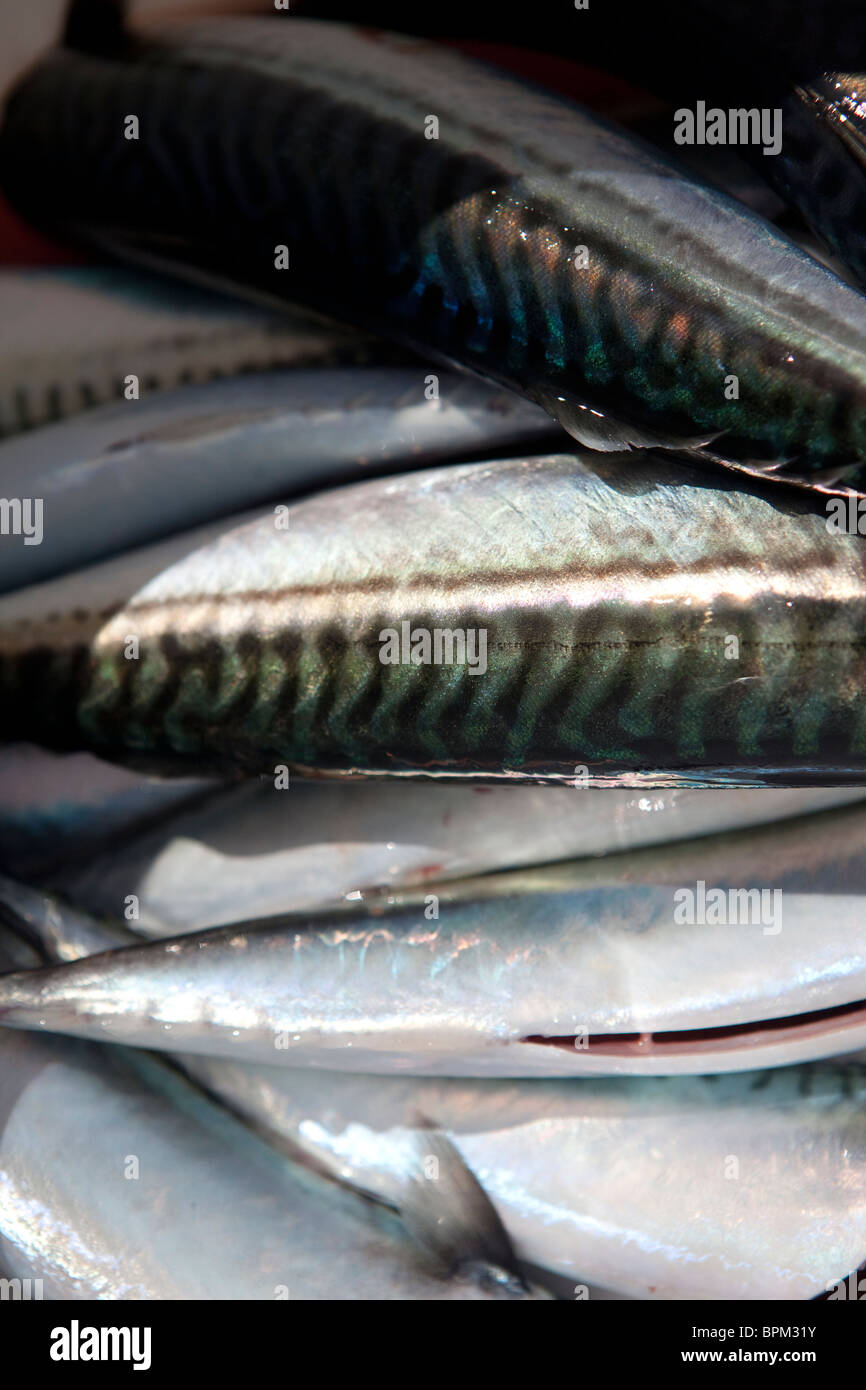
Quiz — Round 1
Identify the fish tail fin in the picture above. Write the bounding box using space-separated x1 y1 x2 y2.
62 0 129 56
401 1112 541 1297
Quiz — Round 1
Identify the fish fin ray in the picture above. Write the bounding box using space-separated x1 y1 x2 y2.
678 442 866 497
399 1112 529 1296
531 386 717 453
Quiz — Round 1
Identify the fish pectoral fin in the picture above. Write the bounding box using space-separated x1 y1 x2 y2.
679 442 866 497
531 386 717 453
399 1112 532 1297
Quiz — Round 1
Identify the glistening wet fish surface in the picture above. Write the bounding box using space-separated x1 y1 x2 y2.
0 919 542 1301
0 1034 536 1301
0 365 554 592
178 1059 866 1302
3 800 866 1075
0 265 377 438
7 17 866 487
3 452 866 784
48 778 866 937
9 882 865 1300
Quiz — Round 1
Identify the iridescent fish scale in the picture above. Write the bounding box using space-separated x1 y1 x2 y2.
6 20 866 480
2 454 866 783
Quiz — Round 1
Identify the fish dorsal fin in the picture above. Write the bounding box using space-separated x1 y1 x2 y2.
400 1113 531 1296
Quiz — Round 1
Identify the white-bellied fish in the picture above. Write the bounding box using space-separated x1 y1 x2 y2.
47 778 866 937
0 365 554 592
0 928 543 1300
3 452 866 785
8 883 863 1299
2 800 866 1075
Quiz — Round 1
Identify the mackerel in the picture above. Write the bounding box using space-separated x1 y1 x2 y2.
180 1058 866 1302
0 365 553 591
0 264 376 438
2 452 866 784
7 870 866 1299
0 1029 537 1300
3 800 866 1075
47 778 866 937
6 15 866 487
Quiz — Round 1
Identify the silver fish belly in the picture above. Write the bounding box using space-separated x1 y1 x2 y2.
176 1058 866 1302
7 880 863 1300
0 365 554 592
0 933 541 1301
45 777 866 937
2 801 866 1074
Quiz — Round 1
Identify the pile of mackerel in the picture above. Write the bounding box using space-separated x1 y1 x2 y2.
0 12 865 1301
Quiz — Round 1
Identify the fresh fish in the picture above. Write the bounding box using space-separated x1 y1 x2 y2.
179 1058 866 1302
0 744 213 879
0 264 378 438
3 452 866 785
0 365 554 592
8 884 864 1299
0 1045 536 1301
3 799 866 1075
304 4 866 293
0 923 544 1300
7 16 866 488
47 778 866 937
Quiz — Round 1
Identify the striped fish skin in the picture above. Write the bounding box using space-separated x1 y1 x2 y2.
0 265 379 439
2 800 866 1075
0 1033 532 1301
176 1059 866 1302
8 889 863 1300
6 21 866 486
3 452 866 784
48 779 866 937
0 365 554 592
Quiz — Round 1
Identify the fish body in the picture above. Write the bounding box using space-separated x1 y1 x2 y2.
179 1057 866 1302
7 870 865 1299
0 920 541 1301
768 76 866 291
0 265 378 438
43 776 866 936
3 452 866 784
0 1033 532 1300
3 800 866 1075
0 365 553 592
6 18 866 486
